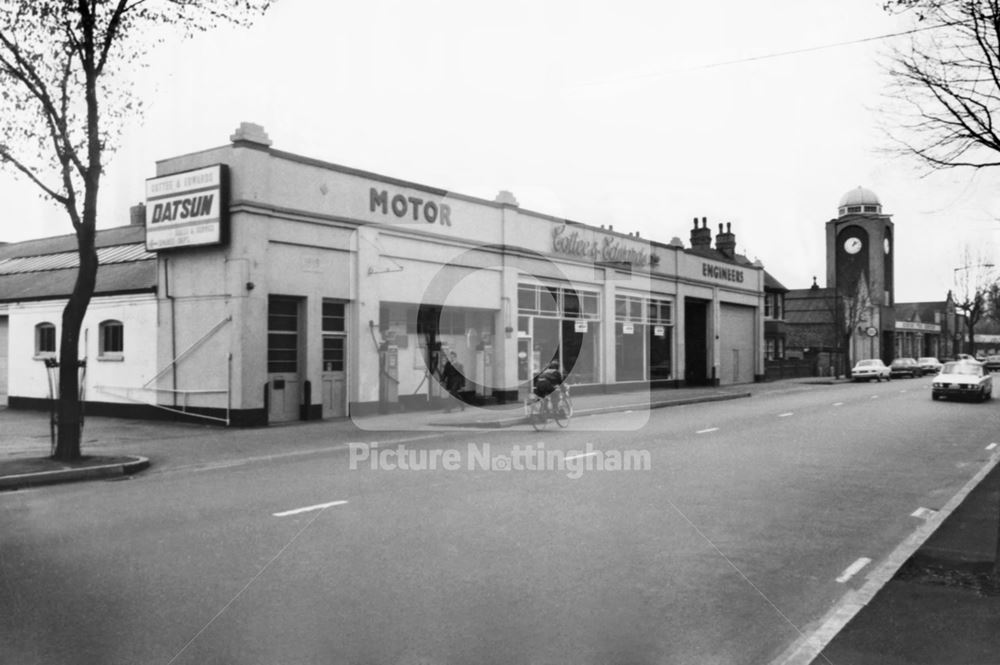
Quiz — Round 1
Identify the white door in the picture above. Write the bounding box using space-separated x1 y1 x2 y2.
321 300 347 418
267 296 302 423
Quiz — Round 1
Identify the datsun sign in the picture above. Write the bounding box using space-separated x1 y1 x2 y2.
145 165 229 251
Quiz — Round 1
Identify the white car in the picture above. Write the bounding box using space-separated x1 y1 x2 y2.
851 358 890 382
932 361 994 402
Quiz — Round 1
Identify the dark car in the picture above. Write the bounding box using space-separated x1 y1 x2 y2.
984 355 1000 372
890 357 920 378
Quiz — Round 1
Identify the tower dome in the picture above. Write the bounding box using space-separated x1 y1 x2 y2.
838 186 882 217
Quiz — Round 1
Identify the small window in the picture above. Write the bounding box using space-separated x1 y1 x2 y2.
99 319 124 359
35 322 56 356
322 301 345 333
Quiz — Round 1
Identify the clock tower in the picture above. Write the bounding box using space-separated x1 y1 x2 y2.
825 186 895 361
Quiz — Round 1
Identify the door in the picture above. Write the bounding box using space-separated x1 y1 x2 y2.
267 296 302 423
0 316 7 406
321 300 347 418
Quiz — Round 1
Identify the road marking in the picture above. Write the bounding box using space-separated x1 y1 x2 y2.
564 452 599 461
870 395 879 399
770 451 1000 665
835 557 872 583
273 500 348 517
832 402 843 407
988 443 998 451
696 427 719 434
911 507 937 519
777 412 793 418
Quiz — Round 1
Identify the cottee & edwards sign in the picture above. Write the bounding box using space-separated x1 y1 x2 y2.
551 224 653 267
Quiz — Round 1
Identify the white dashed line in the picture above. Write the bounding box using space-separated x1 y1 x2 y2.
911 507 937 520
777 412 793 418
696 428 719 434
988 443 998 451
835 557 872 583
870 395 879 399
564 452 599 461
273 500 348 517
832 402 844 407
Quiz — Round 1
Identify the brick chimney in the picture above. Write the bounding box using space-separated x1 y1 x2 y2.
690 217 712 248
129 203 146 226
715 222 736 258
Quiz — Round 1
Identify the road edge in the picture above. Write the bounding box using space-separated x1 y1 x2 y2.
769 449 1000 665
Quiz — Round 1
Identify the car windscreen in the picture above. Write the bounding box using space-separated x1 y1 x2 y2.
942 363 981 376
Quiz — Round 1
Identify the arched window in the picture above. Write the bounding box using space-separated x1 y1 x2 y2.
99 319 124 359
35 322 56 356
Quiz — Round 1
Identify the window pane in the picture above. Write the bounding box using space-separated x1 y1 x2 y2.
322 302 345 332
615 296 626 320
629 298 642 321
517 286 536 312
563 289 580 318
539 286 558 314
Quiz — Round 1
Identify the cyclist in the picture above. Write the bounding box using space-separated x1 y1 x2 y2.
533 360 565 412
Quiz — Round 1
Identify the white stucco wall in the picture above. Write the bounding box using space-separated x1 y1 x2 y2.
7 294 158 403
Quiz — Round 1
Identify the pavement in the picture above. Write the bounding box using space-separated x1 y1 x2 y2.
2 375 998 664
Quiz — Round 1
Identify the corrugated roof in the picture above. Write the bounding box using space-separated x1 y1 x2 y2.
0 243 153 275
0 261 156 303
0 225 146 260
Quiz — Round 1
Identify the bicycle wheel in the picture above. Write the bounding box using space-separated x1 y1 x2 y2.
527 397 547 431
554 396 573 428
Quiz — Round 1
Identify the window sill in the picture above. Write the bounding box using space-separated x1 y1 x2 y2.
33 354 57 361
98 355 124 362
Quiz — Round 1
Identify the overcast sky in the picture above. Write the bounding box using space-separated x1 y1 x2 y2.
1 0 998 302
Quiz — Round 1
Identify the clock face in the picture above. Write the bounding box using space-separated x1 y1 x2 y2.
843 237 863 254
884 238 890 254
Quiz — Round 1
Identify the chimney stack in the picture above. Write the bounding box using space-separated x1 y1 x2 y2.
715 222 736 258
690 217 712 248
129 203 146 226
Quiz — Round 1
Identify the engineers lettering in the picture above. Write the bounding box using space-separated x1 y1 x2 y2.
701 262 744 283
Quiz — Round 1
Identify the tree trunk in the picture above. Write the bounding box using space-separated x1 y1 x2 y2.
52 227 98 461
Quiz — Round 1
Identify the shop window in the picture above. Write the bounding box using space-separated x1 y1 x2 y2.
517 316 530 335
322 301 345 332
35 322 56 357
581 292 599 319
98 320 124 359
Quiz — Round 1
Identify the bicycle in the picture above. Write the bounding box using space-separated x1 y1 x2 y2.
525 384 573 431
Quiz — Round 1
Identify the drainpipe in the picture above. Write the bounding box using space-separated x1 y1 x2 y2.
164 258 177 408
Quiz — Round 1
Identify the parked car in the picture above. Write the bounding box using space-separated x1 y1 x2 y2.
984 355 1000 372
916 357 943 376
889 357 920 378
956 353 976 361
851 358 891 382
932 361 994 401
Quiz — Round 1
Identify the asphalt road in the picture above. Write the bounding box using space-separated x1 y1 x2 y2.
1 378 997 665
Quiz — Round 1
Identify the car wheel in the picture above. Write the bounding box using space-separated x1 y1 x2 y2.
932 393 940 400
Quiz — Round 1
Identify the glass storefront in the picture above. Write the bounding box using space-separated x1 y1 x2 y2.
517 282 600 385
614 294 673 381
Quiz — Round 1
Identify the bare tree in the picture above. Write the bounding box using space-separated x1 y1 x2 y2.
0 1 272 461
884 0 1000 169
952 249 996 354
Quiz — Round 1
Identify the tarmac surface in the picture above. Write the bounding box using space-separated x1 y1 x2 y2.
2 376 998 664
